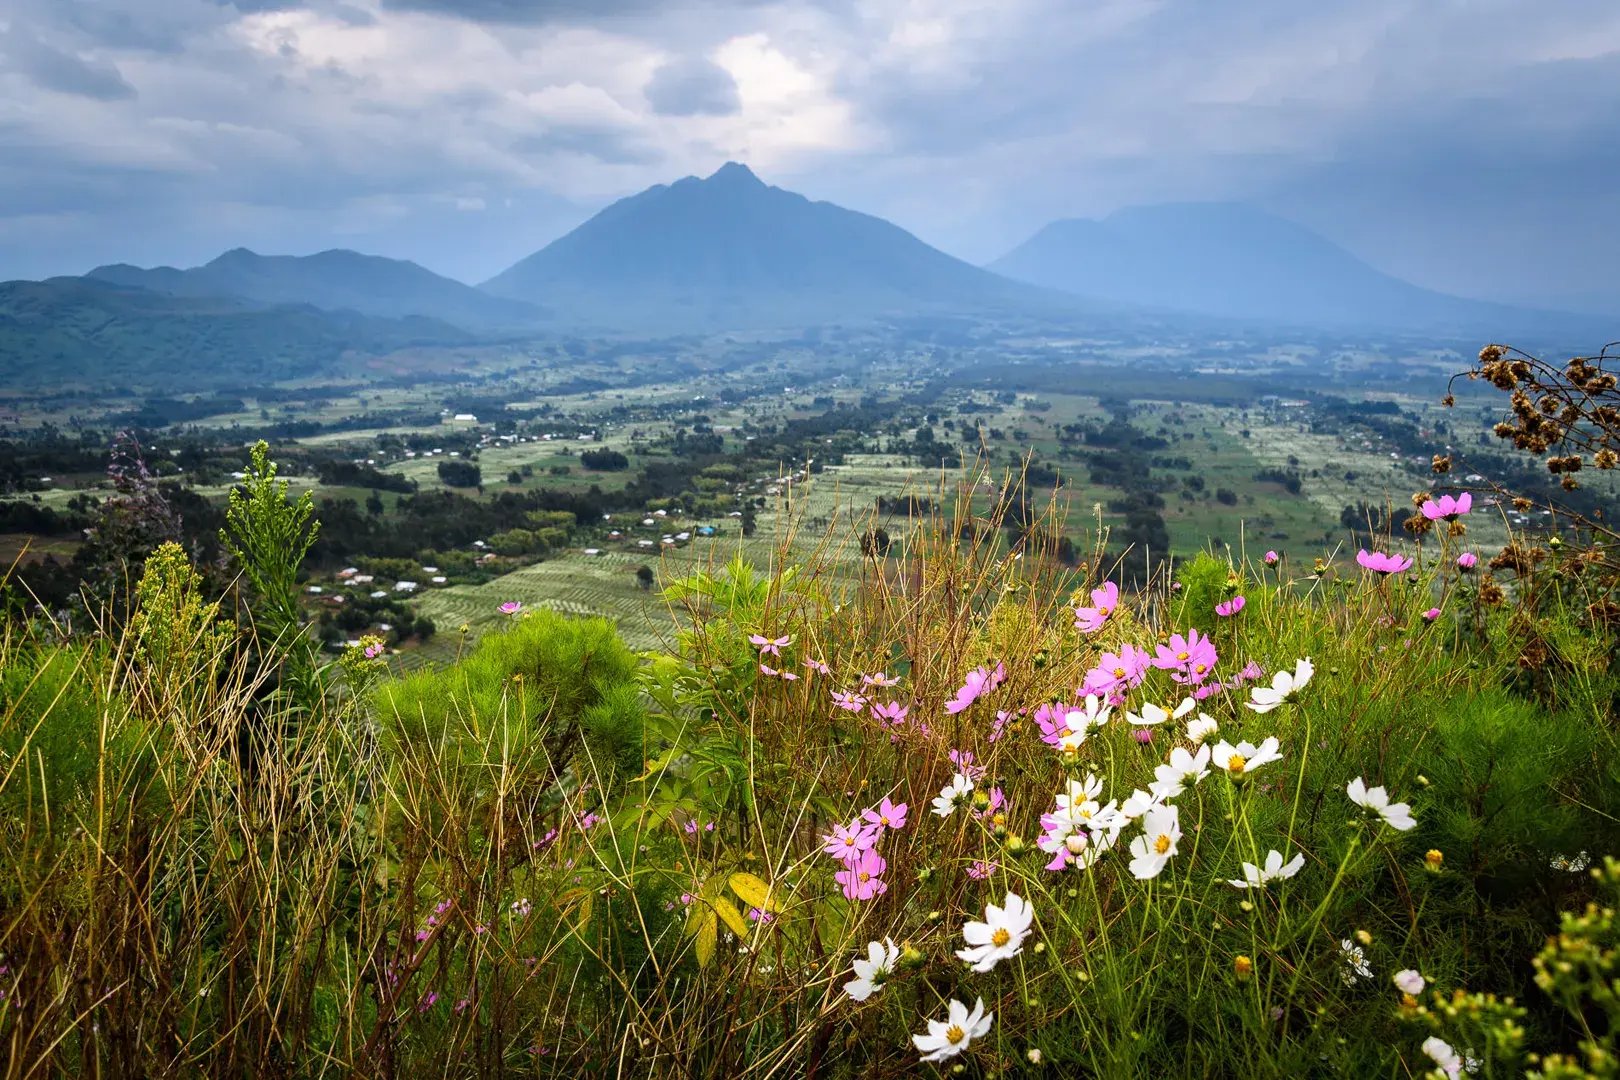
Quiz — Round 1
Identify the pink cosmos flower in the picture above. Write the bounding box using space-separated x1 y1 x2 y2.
862 672 901 688
836 849 888 900
1033 702 1072 747
1357 549 1414 574
821 819 879 861
871 700 910 727
975 786 1005 819
804 658 831 676
989 709 1017 742
967 860 997 880
749 633 791 657
1074 581 1119 634
499 601 522 615
1264 550 1280 566
1420 492 1472 521
832 689 868 712
948 748 986 781
1083 644 1152 696
759 663 799 680
1457 552 1477 571
1153 629 1219 685
1422 607 1441 621
946 664 1002 714
364 642 385 659
1215 595 1246 617
862 797 909 832
1133 728 1154 744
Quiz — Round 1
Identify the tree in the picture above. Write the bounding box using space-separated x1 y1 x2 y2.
635 565 655 591
437 460 482 488
580 449 630 471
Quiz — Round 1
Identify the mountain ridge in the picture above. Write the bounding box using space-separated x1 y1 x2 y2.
87 248 542 330
990 201 1607 338
479 162 1080 332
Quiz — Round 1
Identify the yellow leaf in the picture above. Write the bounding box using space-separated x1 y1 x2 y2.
713 897 749 938
692 908 717 968
575 891 594 931
728 871 778 913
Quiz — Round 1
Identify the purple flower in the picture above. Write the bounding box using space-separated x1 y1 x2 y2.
831 689 868 712
946 664 1002 714
862 797 909 832
1133 728 1154 744
821 819 879 861
1422 607 1441 622
1457 552 1477 571
1074 581 1119 634
1153 629 1219 685
1420 492 1472 521
1357 549 1414 574
967 859 997 879
1215 595 1246 617
1083 644 1152 696
499 601 522 615
835 849 888 900
749 633 791 657
870 700 909 727
1264 550 1280 566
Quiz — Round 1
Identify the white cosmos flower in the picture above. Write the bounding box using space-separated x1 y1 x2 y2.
1118 787 1161 821
1064 694 1112 731
1151 744 1212 799
1421 1036 1465 1077
1127 804 1182 879
956 891 1034 972
1185 713 1219 744
1339 939 1373 985
1226 849 1306 889
1246 657 1314 713
1213 737 1283 778
843 938 900 1001
1057 773 1105 810
1393 969 1426 996
931 773 974 817
913 997 993 1063
1128 697 1196 727
1347 777 1417 831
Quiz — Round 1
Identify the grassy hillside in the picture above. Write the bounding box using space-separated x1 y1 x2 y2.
0 277 472 388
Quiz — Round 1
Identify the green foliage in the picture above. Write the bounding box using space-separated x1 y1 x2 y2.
376 609 645 797
129 541 235 697
1174 549 1236 627
1529 857 1620 1077
221 440 320 659
0 642 147 827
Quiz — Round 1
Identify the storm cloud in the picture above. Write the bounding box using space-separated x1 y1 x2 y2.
0 0 1616 312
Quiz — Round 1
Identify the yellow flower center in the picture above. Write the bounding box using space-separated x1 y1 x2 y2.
1176 650 1189 661
945 1024 966 1044
880 816 890 826
1154 834 1172 855
858 871 871 882
843 836 855 846
1098 606 1111 617
1194 663 1208 674
991 927 1011 947
1112 666 1126 678
1228 755 1247 774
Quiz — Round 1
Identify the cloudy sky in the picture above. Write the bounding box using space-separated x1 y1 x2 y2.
2 0 1617 311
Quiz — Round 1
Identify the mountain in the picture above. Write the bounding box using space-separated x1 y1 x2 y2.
990 202 1606 338
88 248 541 330
481 162 1068 331
0 276 470 389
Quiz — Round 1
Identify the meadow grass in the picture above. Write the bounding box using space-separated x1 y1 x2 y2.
0 460 1616 1077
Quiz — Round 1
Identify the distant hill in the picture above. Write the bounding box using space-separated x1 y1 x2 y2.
481 162 1069 331
0 276 470 389
88 248 541 331
991 202 1607 338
